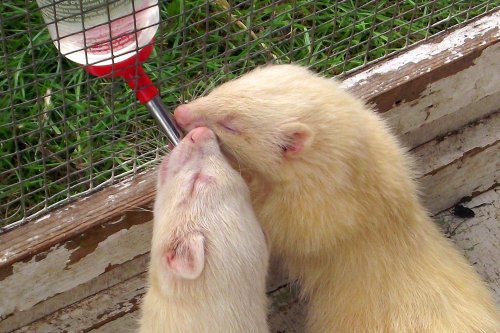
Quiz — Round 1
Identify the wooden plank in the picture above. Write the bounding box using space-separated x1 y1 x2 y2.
16 187 500 332
342 10 499 112
90 312 141 333
438 189 500 305
0 171 155 267
343 11 500 148
1 12 499 331
414 112 499 213
384 44 499 148
89 311 140 333
12 273 147 333
0 253 149 331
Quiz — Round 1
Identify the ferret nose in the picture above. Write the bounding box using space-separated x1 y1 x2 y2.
188 127 215 144
174 104 195 129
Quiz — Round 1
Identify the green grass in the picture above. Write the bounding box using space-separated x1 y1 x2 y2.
0 0 498 228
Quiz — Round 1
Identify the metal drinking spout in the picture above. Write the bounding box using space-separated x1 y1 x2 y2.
145 95 183 145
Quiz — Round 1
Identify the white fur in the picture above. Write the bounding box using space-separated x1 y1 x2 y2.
175 65 500 332
139 128 269 333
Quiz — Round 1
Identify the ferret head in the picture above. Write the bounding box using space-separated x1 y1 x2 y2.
152 127 264 294
173 64 337 180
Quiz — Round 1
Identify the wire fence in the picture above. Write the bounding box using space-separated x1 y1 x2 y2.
1 0 498 231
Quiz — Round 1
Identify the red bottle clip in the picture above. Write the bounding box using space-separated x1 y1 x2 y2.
84 42 158 104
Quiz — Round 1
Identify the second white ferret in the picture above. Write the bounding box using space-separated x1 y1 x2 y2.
139 127 269 333
173 64 500 333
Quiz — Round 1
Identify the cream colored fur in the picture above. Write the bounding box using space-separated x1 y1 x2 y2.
139 128 269 333
175 64 500 333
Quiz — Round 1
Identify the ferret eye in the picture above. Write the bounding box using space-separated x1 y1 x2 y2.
217 120 240 135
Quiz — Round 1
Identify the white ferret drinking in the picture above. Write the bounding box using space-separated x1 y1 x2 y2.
139 127 269 333
173 64 500 333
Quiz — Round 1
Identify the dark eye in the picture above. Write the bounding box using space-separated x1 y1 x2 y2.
217 120 240 135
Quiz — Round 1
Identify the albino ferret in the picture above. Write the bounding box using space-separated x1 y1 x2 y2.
139 127 269 333
173 65 500 332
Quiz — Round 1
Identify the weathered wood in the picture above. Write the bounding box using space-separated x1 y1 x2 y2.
0 173 154 331
12 273 147 333
0 253 149 331
414 112 499 213
91 312 141 333
342 10 499 111
343 11 500 148
14 187 499 333
1 12 499 332
0 171 155 268
439 189 500 306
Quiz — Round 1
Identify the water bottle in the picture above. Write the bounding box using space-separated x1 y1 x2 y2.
36 0 160 66
36 0 183 145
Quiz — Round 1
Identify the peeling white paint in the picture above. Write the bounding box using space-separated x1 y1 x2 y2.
413 113 499 176
382 44 500 148
25 235 40 243
112 181 133 190
33 214 51 224
0 222 151 317
12 188 500 332
1 250 13 263
1 244 72 315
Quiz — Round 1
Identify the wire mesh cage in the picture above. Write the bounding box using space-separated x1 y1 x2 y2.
1 0 498 231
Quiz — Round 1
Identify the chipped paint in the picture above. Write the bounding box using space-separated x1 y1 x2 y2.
0 251 13 264
12 187 500 331
382 44 500 147
0 222 151 317
439 190 500 305
33 214 51 224
112 181 133 190
419 144 499 214
412 114 500 176
108 215 125 225
25 235 40 243
1 244 72 315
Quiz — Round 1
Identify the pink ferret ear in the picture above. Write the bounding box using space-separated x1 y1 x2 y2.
164 232 205 280
279 122 314 158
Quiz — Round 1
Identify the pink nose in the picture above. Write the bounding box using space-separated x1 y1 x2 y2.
187 127 215 144
174 104 194 129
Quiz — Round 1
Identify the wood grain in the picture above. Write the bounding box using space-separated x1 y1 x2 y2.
12 188 499 333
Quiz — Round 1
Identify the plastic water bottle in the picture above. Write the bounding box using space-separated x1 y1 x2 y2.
36 0 182 145
36 0 159 66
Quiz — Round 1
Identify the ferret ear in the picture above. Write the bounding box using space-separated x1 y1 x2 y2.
164 232 205 280
279 122 314 158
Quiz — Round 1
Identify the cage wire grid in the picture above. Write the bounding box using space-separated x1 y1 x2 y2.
0 0 498 232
